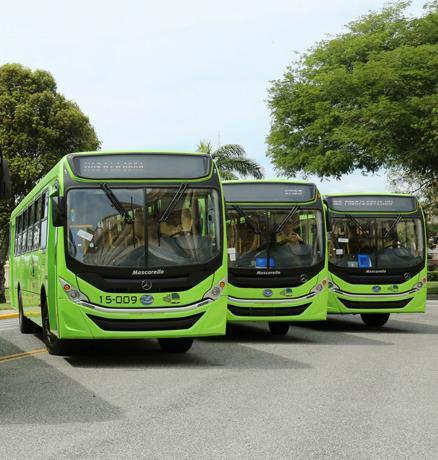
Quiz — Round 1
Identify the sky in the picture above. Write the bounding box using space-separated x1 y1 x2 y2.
0 0 426 194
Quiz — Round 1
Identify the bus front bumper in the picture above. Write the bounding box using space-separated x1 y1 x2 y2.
227 291 327 322
327 287 427 314
56 295 227 339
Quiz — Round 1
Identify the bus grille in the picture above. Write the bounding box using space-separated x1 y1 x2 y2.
86 313 204 331
339 298 412 309
228 304 310 317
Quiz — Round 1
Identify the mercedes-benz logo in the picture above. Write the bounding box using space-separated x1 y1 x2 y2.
141 280 152 291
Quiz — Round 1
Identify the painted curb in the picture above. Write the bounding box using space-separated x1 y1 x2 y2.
0 312 18 320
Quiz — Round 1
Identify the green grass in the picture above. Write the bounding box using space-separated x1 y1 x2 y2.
0 288 11 310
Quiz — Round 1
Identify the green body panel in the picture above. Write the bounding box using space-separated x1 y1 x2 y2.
10 151 228 339
224 180 328 323
325 192 427 316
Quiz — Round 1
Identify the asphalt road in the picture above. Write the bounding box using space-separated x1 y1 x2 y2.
1 300 438 459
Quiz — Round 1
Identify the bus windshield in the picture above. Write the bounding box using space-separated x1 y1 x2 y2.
67 187 221 268
227 208 324 269
328 215 424 269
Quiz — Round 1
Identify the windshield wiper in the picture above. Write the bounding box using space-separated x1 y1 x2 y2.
101 184 133 224
273 206 298 234
347 214 366 235
383 215 402 239
159 183 188 223
232 205 260 234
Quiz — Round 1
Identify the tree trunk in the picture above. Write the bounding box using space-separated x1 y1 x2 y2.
0 199 13 304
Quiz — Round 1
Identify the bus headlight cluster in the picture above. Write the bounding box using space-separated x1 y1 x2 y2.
416 281 425 290
204 279 227 300
59 278 89 303
327 280 339 291
311 279 327 295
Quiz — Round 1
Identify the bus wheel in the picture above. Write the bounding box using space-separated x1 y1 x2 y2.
158 338 194 353
18 290 35 334
268 322 290 336
41 299 69 356
360 313 390 328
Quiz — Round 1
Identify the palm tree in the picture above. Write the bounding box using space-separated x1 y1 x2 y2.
196 140 264 180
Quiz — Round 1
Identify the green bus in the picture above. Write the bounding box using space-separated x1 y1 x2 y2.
223 181 328 335
9 151 227 354
325 193 427 326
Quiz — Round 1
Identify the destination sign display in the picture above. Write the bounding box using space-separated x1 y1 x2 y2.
223 182 316 203
69 154 211 179
326 195 417 212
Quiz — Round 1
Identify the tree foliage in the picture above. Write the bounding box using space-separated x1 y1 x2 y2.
196 140 264 180
267 1 438 181
0 63 100 302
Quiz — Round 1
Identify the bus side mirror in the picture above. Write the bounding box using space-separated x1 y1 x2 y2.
0 159 12 200
51 196 66 227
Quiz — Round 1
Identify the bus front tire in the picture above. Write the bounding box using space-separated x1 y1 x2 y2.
42 299 69 356
158 338 193 353
360 313 390 328
268 322 290 336
18 290 35 334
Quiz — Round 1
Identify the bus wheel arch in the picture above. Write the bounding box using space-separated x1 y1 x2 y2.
18 285 35 334
41 288 69 355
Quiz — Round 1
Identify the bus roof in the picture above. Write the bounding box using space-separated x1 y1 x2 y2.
65 151 211 181
223 180 318 204
11 151 213 219
324 193 418 213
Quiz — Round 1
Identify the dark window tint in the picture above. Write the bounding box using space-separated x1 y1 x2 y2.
40 191 49 250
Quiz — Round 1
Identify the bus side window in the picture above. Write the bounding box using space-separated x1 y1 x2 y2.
28 202 36 252
23 209 29 253
17 213 23 255
20 212 26 254
15 215 20 255
33 196 42 250
40 191 48 250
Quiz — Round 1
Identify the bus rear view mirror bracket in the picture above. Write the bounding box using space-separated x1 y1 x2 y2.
51 196 66 227
0 158 12 200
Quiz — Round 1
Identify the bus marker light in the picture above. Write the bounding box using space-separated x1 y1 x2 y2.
63 284 71 291
219 281 226 289
69 290 80 300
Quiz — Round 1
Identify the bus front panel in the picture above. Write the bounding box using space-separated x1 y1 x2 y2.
326 194 427 315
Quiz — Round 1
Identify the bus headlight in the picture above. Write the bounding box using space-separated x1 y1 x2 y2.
416 281 423 290
311 281 325 295
59 278 89 303
327 280 339 291
204 279 227 300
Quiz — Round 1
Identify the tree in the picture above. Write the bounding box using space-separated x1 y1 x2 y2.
267 1 438 182
388 167 438 235
196 140 264 180
0 63 100 303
